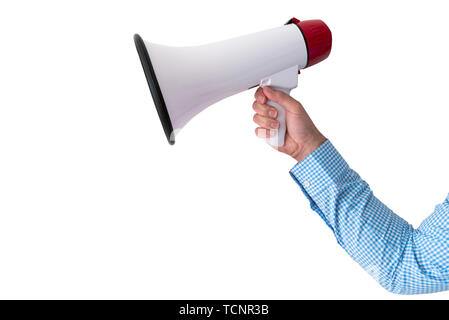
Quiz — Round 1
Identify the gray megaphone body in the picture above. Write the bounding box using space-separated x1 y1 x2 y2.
134 17 332 146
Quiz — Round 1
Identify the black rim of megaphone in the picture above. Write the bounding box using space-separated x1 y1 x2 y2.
134 34 175 145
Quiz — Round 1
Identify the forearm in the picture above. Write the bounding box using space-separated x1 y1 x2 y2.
290 140 449 294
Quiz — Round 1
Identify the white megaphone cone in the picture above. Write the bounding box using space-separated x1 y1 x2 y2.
134 18 331 146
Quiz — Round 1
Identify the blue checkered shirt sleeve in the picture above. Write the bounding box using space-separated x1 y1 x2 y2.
290 140 449 294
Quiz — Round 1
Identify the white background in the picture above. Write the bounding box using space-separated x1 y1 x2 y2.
0 0 448 299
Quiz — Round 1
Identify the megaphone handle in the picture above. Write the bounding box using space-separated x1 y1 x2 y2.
265 87 291 147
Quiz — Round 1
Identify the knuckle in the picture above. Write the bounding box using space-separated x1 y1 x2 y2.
255 103 268 115
253 114 259 122
254 103 263 112
252 101 257 110
255 115 268 127
266 118 274 127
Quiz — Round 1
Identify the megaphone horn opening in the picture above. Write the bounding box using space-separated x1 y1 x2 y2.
134 34 175 145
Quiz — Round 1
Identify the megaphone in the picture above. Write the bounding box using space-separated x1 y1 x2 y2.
134 17 331 146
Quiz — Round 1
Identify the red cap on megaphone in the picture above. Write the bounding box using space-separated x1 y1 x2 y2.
288 18 332 68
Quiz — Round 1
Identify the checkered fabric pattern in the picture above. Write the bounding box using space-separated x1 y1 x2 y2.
290 140 449 294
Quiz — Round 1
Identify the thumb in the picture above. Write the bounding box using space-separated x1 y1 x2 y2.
262 86 301 113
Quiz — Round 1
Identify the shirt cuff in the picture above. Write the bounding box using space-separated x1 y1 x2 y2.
289 140 348 201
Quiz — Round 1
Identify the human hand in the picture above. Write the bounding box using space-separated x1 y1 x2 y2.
252 86 326 162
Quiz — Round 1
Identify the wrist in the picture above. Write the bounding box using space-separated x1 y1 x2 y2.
292 134 327 163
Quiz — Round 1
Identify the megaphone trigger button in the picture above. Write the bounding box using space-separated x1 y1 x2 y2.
260 78 271 87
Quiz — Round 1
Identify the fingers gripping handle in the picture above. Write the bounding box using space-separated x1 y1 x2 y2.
265 87 291 147
259 66 298 147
